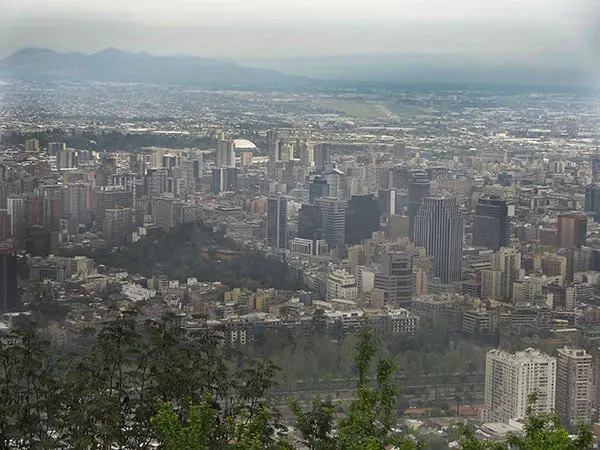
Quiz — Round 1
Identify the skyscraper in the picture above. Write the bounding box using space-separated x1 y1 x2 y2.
25 139 39 152
103 208 134 247
56 149 78 170
345 195 380 245
324 168 347 200
378 188 397 217
215 139 236 168
373 252 413 308
308 176 329 204
211 167 238 194
414 196 463 284
298 204 322 240
266 195 287 249
66 183 92 233
0 209 9 240
48 141 66 155
557 213 587 249
0 242 19 313
585 184 600 222
485 348 556 423
314 143 332 173
315 197 347 249
407 170 430 240
94 188 134 229
151 196 175 232
7 197 27 241
555 347 592 426
473 197 510 250
490 247 522 302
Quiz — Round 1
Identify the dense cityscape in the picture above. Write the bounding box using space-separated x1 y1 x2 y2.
2 71 600 448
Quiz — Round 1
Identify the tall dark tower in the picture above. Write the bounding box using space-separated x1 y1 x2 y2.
266 195 288 249
314 143 332 173
407 170 430 240
345 195 380 245
308 176 329 204
0 242 19 313
585 184 600 222
414 197 463 284
473 197 510 250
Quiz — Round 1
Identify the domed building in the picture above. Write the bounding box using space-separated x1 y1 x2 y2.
233 139 257 167
233 139 257 151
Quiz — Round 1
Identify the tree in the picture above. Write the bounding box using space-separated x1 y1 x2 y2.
458 392 594 450
290 398 338 450
292 329 418 450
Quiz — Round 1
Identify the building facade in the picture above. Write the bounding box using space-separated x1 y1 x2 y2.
485 348 556 423
414 197 463 284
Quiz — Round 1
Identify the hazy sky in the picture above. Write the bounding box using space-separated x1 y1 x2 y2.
1 0 599 60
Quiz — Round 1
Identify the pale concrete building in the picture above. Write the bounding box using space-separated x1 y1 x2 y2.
556 347 592 425
485 348 556 423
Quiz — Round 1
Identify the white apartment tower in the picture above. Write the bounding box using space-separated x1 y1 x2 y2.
485 348 556 423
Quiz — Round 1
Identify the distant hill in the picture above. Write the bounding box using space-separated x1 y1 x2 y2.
237 53 598 89
0 47 311 88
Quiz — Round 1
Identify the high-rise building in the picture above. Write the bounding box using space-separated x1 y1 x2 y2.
56 149 78 170
584 185 600 222
490 247 522 302
7 197 27 241
345 195 380 245
315 197 347 249
407 170 430 240
556 347 592 426
393 141 407 161
298 204 322 240
485 348 556 423
103 208 134 247
0 209 9 240
212 167 238 194
48 141 66 155
373 252 413 308
0 243 19 313
151 196 175 232
308 176 329 204
25 139 40 152
215 139 236 168
325 168 347 200
557 213 587 249
94 188 134 229
145 167 169 199
66 184 92 233
473 197 510 250
378 188 397 217
314 143 332 173
266 195 287 249
296 138 314 167
414 197 463 284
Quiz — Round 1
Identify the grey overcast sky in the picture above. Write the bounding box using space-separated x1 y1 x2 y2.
1 0 599 60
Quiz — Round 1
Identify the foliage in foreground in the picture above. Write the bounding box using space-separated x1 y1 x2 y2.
151 329 419 449
0 317 594 449
458 392 594 450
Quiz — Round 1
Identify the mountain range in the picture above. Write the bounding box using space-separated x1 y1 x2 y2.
1 47 597 90
0 48 310 88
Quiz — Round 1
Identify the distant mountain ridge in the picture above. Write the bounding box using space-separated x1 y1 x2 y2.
0 48 310 88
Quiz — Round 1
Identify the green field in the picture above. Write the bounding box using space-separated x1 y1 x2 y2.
310 98 436 119
310 99 391 119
